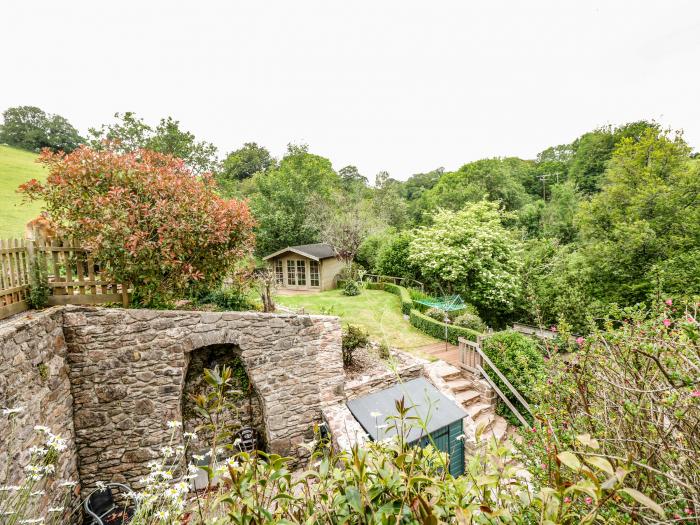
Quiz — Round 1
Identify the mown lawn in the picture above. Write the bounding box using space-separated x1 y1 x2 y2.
0 145 46 239
276 289 438 350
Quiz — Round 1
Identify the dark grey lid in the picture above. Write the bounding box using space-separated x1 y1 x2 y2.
346 377 467 443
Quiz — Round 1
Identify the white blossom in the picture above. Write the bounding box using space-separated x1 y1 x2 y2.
2 407 25 416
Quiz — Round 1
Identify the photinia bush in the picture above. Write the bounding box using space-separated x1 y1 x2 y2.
19 146 256 307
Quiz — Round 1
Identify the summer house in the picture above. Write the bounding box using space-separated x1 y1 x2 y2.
263 243 344 292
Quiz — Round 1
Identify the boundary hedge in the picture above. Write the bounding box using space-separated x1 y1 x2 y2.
364 281 480 343
409 309 479 344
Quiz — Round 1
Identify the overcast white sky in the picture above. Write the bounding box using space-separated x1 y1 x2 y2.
2 1 699 180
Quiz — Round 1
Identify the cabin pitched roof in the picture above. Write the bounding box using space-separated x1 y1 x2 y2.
262 243 337 262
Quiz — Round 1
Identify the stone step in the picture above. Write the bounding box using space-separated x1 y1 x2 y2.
455 389 481 406
474 411 495 433
474 415 508 444
439 368 463 382
466 402 493 421
445 378 473 393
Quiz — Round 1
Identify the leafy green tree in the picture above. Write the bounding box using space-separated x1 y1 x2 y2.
0 106 82 152
420 158 533 215
220 142 274 182
251 144 339 255
372 171 408 229
375 231 422 282
338 165 368 188
356 230 393 272
88 112 219 174
409 201 522 319
577 128 699 305
569 121 660 194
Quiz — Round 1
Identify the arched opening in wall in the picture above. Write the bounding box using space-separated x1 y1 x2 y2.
181 344 266 459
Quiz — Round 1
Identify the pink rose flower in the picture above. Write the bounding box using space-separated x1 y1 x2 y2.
663 319 671 327
576 336 584 346
585 497 593 505
691 390 700 398
665 298 673 306
564 497 571 504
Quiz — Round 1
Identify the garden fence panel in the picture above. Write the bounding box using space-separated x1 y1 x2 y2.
0 236 129 320
0 238 31 320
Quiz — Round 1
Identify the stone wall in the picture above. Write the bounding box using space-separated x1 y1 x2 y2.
0 307 79 512
61 306 344 490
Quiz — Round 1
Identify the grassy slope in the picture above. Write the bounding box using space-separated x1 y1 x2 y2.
276 289 438 350
0 145 46 239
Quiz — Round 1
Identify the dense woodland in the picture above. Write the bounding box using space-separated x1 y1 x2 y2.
2 107 699 330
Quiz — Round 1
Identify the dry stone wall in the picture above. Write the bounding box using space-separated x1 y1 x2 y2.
61 306 344 490
0 307 79 512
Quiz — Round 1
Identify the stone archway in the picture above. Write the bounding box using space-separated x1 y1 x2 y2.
63 307 345 490
181 344 267 453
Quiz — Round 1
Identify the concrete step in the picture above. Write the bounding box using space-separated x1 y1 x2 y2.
445 378 474 393
466 402 493 421
455 390 481 406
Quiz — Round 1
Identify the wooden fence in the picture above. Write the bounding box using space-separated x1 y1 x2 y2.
0 237 129 321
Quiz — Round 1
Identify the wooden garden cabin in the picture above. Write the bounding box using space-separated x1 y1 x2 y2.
262 243 344 292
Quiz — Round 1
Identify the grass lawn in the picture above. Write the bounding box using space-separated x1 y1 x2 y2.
0 145 46 239
276 289 438 351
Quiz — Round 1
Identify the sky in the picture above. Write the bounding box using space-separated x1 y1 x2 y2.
1 0 699 180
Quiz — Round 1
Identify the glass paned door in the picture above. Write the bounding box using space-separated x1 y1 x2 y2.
296 260 306 285
275 260 284 284
310 261 320 287
286 260 296 285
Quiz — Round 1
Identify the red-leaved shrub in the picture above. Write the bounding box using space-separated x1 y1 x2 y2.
19 146 256 307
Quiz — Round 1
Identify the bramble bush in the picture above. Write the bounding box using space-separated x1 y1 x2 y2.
19 146 256 307
522 301 700 522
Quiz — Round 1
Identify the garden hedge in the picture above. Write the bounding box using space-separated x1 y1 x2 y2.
366 282 414 315
409 309 479 344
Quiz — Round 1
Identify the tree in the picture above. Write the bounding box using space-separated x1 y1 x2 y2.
220 142 274 182
19 146 255 307
420 158 533 216
409 201 522 319
372 171 408 229
251 144 339 255
576 128 699 305
88 112 219 175
338 165 368 189
375 231 422 282
0 106 82 152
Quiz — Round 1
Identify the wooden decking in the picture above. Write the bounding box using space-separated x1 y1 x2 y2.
415 341 461 368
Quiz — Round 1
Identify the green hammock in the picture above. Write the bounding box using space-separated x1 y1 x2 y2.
414 294 466 312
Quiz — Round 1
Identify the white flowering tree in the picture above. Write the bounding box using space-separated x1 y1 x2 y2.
409 201 522 317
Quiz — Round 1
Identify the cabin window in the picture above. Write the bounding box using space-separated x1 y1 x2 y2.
275 260 283 285
310 261 320 287
286 260 296 285
296 260 307 285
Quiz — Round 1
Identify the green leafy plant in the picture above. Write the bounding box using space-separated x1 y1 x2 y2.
453 312 486 332
378 341 391 359
27 255 50 309
342 279 361 296
341 324 369 367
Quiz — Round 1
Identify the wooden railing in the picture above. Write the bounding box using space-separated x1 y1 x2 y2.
0 236 129 321
458 336 532 427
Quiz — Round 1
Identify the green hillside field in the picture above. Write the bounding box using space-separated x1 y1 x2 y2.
0 145 46 239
